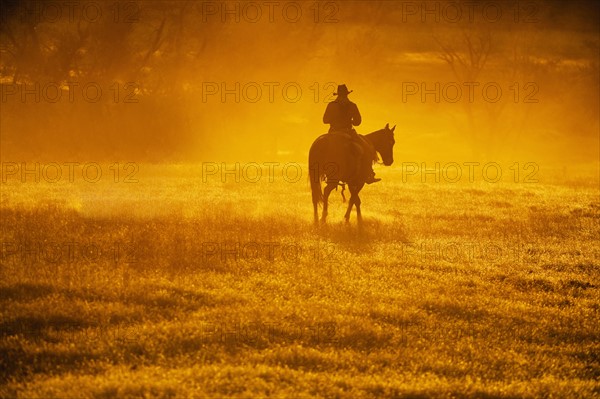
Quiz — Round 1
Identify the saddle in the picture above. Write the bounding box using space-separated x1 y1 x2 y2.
328 129 363 156
328 127 357 136
322 129 363 185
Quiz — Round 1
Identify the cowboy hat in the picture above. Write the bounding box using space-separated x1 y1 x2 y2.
333 84 353 96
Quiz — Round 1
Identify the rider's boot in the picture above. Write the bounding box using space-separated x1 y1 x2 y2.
364 158 380 184
365 169 381 184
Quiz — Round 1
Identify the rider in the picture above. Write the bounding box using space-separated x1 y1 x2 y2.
323 84 380 184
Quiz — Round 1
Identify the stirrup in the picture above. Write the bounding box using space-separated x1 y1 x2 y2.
365 176 381 184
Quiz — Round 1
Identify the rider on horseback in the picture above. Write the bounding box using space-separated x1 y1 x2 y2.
323 84 381 184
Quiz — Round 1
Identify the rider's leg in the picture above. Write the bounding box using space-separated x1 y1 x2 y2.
352 142 363 176
346 131 363 179
357 136 380 184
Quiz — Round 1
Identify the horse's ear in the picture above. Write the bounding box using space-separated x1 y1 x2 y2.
385 123 389 129
391 125 396 132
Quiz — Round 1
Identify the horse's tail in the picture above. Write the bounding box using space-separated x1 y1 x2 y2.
308 150 323 205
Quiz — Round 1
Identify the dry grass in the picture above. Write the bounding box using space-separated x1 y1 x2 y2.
1 163 599 398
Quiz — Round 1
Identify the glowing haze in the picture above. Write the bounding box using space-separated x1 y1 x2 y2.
0 0 598 165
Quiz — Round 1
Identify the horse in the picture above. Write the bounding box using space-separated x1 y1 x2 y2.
309 123 396 224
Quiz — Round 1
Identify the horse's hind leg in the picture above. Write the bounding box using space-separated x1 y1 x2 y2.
321 182 336 223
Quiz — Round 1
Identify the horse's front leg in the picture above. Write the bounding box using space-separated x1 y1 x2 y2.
355 194 362 223
355 184 364 224
322 182 336 223
344 185 356 222
344 196 354 222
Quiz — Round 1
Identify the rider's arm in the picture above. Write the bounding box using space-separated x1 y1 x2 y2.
323 103 333 124
352 103 362 126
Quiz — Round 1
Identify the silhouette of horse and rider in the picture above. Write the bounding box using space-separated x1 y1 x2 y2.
309 84 396 224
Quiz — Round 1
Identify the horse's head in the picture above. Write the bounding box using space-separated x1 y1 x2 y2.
377 123 396 166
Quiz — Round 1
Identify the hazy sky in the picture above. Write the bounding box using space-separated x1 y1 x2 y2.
1 0 598 163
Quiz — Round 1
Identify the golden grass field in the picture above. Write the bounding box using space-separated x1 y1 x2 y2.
1 162 599 398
